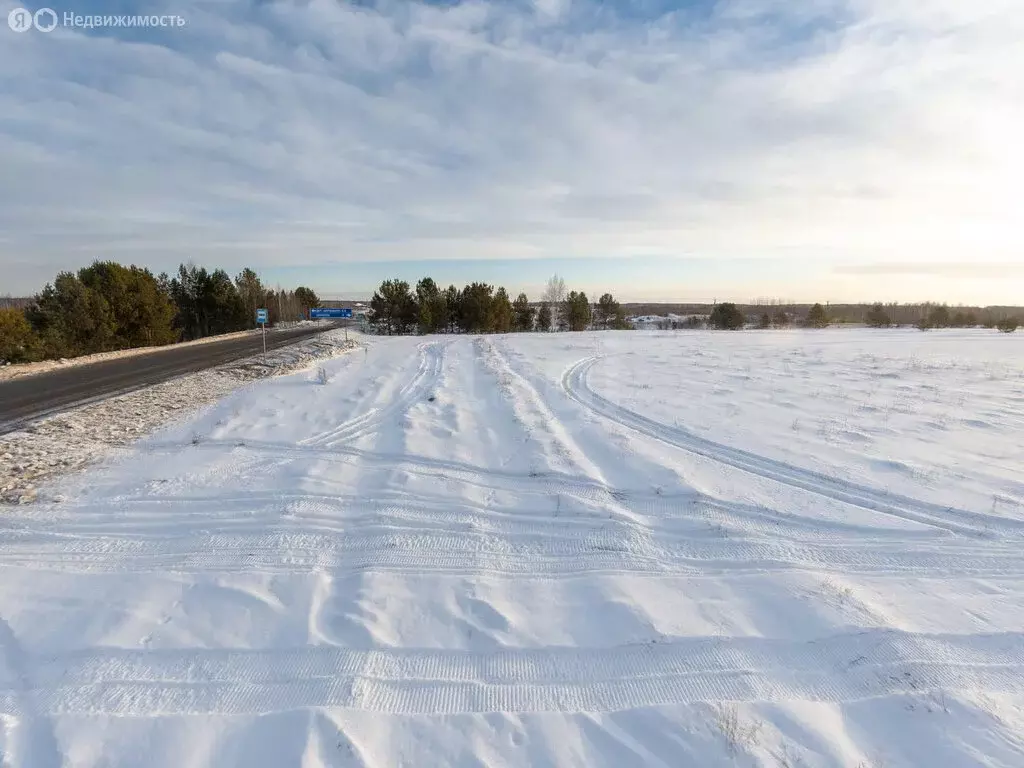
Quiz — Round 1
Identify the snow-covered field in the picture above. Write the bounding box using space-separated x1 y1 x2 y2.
1 329 1023 767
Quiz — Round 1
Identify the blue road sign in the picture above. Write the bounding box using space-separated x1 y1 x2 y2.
310 308 352 319
256 308 268 323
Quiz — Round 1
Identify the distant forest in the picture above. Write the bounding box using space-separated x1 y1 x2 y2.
2 267 1021 365
622 301 1024 327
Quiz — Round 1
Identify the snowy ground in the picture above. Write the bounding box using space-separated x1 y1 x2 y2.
1 329 1023 767
0 329 357 504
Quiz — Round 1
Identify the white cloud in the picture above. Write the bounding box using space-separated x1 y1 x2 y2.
0 0 1021 298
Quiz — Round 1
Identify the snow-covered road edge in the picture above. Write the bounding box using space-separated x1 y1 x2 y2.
0 329 360 504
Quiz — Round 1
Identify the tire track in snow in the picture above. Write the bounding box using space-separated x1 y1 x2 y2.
476 337 607 483
30 491 938 545
2 527 1021 577
563 356 1018 538
300 342 445 449
8 630 1024 716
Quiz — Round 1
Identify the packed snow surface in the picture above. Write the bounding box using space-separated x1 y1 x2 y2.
1 329 1023 767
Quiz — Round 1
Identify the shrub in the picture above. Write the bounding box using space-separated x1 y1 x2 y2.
709 303 745 330
996 317 1019 334
865 303 892 328
0 307 40 363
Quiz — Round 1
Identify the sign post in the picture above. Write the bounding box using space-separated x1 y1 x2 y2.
310 307 354 343
256 308 268 357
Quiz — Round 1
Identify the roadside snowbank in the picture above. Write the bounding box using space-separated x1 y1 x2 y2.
0 329 358 504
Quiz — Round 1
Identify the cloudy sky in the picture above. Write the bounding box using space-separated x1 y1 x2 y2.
2 0 1021 303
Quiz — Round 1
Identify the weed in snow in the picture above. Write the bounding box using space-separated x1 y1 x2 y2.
712 703 762 756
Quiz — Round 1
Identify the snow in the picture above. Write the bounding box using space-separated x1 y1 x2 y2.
0 329 357 504
1 328 1023 767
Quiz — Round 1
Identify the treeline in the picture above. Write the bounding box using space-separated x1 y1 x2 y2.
367 274 629 335
668 302 829 330
863 303 1018 332
644 301 1018 333
0 261 322 364
626 300 1022 328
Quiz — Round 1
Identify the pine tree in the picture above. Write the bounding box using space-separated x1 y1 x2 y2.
512 293 536 332
234 268 266 327
458 283 494 333
758 312 772 329
594 293 627 330
415 277 447 334
927 304 951 329
562 291 592 331
488 287 514 333
709 302 745 330
805 303 829 328
26 271 116 355
536 302 552 332
294 287 321 315
369 279 417 335
444 285 461 333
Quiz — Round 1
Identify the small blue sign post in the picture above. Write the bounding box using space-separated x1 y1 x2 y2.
256 308 268 356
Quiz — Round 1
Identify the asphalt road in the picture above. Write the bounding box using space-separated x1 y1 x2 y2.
0 323 339 434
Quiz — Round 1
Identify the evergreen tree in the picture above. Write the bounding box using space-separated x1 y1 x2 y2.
536 302 552 332
234 268 266 328
594 293 627 330
805 303 829 328
77 262 176 348
369 279 417 335
512 293 536 332
758 312 772 329
488 287 514 333
709 302 745 330
458 282 494 333
562 291 592 331
294 287 321 315
444 284 461 333
927 304 951 328
206 270 246 334
865 303 893 328
771 310 790 327
26 271 116 356
415 277 448 334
